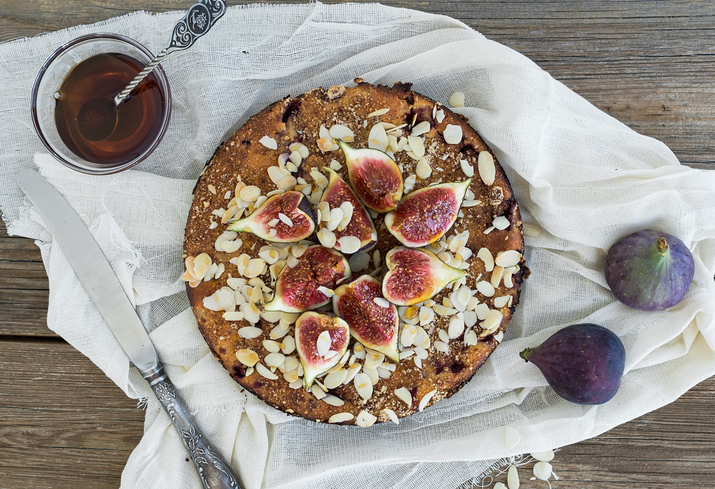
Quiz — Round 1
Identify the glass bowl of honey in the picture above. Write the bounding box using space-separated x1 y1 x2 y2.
31 33 171 175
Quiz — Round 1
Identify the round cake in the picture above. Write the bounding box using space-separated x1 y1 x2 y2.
183 81 527 426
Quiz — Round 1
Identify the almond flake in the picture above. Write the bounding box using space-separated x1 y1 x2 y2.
235 349 259 367
316 330 332 357
435 109 446 123
443 124 463 145
259 135 277 150
276 175 297 190
476 280 495 297
354 373 373 400
478 151 496 185
278 212 293 227
238 326 263 339
495 250 522 268
477 248 495 272
338 201 354 229
448 316 465 339
434 341 449 352
328 412 354 424
288 151 302 167
338 236 361 254
223 311 245 321
531 450 555 462
415 157 432 179
400 325 417 347
368 123 389 151
329 124 355 142
317 286 334 298
356 410 377 428
411 121 431 136
394 387 412 407
459 159 474 178
329 159 342 171
373 297 390 308
349 252 371 272
523 222 542 237
367 108 390 117
533 462 553 481
311 384 327 400
323 369 349 389
449 91 465 108
507 465 520 489
363 351 385 370
220 240 243 254
482 309 503 333
504 426 521 449
263 339 281 353
490 266 505 288
322 394 345 407
264 352 286 369
418 389 437 412
255 363 278 380
383 408 399 424
464 329 478 346
494 296 510 308
493 216 510 230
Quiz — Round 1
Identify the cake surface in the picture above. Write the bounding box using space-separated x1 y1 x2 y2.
183 81 526 426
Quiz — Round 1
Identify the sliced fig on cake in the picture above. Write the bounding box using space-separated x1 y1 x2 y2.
295 311 351 388
263 246 351 313
337 140 403 213
333 275 399 362
227 191 316 243
319 167 378 253
384 179 471 247
383 247 466 306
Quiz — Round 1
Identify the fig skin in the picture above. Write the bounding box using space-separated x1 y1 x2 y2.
333 275 400 362
227 191 316 243
604 229 694 311
320 167 378 252
384 179 471 247
294 312 351 388
382 247 466 306
263 246 351 313
520 323 626 405
337 140 403 213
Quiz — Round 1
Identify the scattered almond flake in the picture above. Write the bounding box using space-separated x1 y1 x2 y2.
507 464 520 489
494 483 507 489
531 449 555 462
364 351 385 370
493 296 510 309
220 240 243 254
418 389 437 412
363 366 379 385
323 369 349 389
326 208 344 231
433 304 458 317
192 253 212 279
288 379 303 389
288 151 302 167
309 169 329 189
448 91 465 108
414 157 432 179
328 412 354 424
403 173 417 193
267 166 287 184
387 134 399 151
209 221 219 230
490 266 505 289
238 326 263 339
523 222 542 237
258 248 282 265
277 212 293 227
371 297 389 309
462 311 477 329
435 109 446 123
443 124 463 145
533 462 553 481
280 335 296 355
322 394 345 407
285 162 298 173
457 159 474 178
401 324 417 347
477 248 495 272
367 107 390 118
464 329 478 346
329 158 342 171
329 124 355 142
297 144 310 159
356 410 377 428
504 426 521 449
381 408 399 425
310 384 327 400
399 350 415 361
437 329 449 343
283 369 300 383
448 316 465 339
411 120 431 136
367 123 389 151
461 199 481 208
292 242 311 258
343 363 362 384
227 276 246 290
418 306 435 327
493 330 504 343
354 373 374 401
203 287 235 311
394 387 412 407
276 175 297 190
207 184 217 195
482 309 504 334
476 280 495 298
434 341 449 352
317 137 334 152
495 250 522 268
223 311 245 321
474 303 490 321
259 135 278 150
456 285 472 307
263 339 281 353
264 352 286 369
316 330 332 358
406 136 425 158
338 236 361 254
477 151 496 185
244 258 267 278
235 349 259 367
493 216 510 230
316 286 334 298
282 355 300 373
338 201 354 229
466 296 479 312
255 363 278 380
348 252 371 272
414 327 431 349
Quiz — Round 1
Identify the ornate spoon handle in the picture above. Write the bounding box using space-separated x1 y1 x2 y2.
141 363 243 489
114 0 228 105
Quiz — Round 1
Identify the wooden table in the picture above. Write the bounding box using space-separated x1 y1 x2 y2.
2 1 714 487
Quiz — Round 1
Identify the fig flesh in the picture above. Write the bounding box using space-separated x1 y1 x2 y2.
319 167 378 252
294 311 351 388
263 246 351 313
337 140 403 213
382 247 466 306
520 323 626 405
604 229 694 311
333 275 399 362
384 179 471 247
228 191 316 243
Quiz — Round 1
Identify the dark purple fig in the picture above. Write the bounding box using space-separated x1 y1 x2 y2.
228 191 315 243
384 179 471 247
295 311 351 388
333 275 399 362
520 323 626 405
382 247 466 306
337 140 403 212
604 229 694 311
263 246 351 313
319 167 378 252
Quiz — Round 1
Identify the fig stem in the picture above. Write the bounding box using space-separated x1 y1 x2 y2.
519 348 532 362
656 236 669 255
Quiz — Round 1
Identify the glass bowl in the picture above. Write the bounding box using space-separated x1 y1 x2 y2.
30 33 172 175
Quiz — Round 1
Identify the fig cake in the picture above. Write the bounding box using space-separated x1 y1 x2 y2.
183 81 527 426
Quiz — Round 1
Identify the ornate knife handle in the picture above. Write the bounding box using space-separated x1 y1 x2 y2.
141 363 243 489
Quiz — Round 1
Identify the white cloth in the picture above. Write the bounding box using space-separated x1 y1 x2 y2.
2 3 715 488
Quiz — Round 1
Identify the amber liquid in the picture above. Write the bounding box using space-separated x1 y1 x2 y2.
54 53 165 165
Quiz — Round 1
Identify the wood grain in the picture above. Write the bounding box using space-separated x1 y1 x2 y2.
1 0 715 487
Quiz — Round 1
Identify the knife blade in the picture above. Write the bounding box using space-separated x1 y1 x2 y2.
17 168 241 489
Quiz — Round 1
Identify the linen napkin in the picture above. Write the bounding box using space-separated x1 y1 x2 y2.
2 3 715 488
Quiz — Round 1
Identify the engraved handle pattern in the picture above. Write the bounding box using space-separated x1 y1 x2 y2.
114 0 227 105
141 363 243 489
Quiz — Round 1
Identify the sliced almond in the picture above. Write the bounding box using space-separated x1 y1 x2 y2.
495 250 522 268
258 135 277 150
418 389 437 412
328 412 354 424
478 151 496 186
443 124 463 145
235 349 259 367
394 387 412 407
356 410 377 428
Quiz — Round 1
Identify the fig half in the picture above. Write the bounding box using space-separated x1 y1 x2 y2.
337 140 403 212
295 311 351 388
384 179 471 247
320 167 378 252
228 191 316 243
520 323 626 405
604 229 694 311
382 247 466 306
263 246 351 313
333 275 399 362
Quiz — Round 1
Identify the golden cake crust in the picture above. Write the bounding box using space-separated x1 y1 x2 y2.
184 81 526 425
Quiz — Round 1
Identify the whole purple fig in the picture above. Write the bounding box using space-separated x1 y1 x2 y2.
604 229 694 311
520 324 625 405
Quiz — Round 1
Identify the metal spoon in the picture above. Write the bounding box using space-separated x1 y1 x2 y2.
114 0 228 106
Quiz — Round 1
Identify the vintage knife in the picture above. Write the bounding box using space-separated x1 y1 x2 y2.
17 169 242 489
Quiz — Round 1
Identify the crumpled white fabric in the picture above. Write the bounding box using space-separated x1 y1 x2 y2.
2 3 715 489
